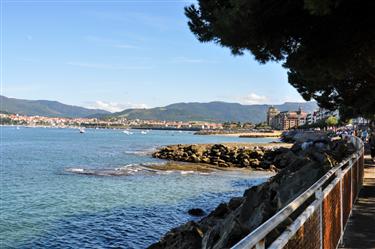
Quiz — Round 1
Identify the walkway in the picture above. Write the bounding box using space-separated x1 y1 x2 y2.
339 155 375 249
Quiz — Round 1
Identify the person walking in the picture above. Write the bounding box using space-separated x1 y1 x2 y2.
369 131 375 162
362 129 368 142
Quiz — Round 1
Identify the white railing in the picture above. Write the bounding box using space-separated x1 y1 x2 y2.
232 136 364 249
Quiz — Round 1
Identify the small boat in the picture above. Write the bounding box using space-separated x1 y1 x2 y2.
122 130 133 135
140 130 148 135
16 126 20 130
79 128 85 133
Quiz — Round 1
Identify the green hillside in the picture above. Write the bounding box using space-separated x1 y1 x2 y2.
0 95 110 118
112 101 318 123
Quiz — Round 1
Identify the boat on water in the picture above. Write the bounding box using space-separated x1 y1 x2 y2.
79 128 85 133
122 130 133 135
140 130 148 135
16 126 20 130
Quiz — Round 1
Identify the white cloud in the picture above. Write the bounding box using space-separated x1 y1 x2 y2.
239 93 269 105
85 101 148 112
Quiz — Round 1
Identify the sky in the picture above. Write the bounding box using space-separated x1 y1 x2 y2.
1 0 305 112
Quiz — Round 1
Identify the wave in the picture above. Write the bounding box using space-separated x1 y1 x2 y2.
124 147 157 156
64 164 156 176
64 162 214 177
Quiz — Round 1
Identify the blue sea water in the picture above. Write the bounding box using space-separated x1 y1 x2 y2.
0 126 275 249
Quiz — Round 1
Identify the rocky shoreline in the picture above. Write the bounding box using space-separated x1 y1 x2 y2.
153 143 292 172
149 136 356 249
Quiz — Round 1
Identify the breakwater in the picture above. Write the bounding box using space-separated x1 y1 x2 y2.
153 143 292 171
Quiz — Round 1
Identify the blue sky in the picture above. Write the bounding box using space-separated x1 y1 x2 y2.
2 0 305 112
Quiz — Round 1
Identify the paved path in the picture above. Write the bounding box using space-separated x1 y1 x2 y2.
339 155 375 249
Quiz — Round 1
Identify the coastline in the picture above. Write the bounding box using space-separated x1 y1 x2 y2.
149 136 357 249
64 141 291 177
195 130 283 138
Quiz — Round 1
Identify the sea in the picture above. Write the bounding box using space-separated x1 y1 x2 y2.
0 126 276 249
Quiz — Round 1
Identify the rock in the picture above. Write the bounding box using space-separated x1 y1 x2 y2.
219 162 230 167
211 203 229 218
190 154 200 163
188 208 206 217
241 159 250 167
269 165 278 172
201 157 211 164
148 221 203 249
249 150 262 159
249 159 260 167
228 197 244 210
259 160 272 169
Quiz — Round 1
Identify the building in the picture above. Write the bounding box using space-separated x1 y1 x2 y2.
266 106 280 126
268 107 307 130
306 113 314 125
305 108 340 125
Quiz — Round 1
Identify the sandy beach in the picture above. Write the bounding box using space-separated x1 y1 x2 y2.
195 130 283 138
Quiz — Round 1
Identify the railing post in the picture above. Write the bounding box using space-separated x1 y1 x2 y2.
316 187 323 249
350 160 353 206
338 168 344 240
357 157 360 196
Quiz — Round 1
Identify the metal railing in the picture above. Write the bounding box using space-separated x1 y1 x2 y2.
232 136 364 249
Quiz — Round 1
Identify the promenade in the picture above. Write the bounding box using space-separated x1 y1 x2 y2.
339 155 375 249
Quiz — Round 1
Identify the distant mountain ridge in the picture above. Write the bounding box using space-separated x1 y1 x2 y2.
113 101 318 123
0 95 110 118
0 95 318 122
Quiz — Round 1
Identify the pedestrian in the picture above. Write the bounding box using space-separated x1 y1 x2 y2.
362 129 368 142
369 131 375 163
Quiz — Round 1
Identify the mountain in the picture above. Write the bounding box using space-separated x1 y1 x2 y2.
0 95 110 118
112 101 318 123
0 95 318 122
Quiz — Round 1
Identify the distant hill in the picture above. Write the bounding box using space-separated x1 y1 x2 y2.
0 95 318 122
112 101 318 123
0 95 110 118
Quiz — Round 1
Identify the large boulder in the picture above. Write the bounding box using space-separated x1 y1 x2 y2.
188 208 206 217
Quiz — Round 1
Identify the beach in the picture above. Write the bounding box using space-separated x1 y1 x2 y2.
195 130 283 138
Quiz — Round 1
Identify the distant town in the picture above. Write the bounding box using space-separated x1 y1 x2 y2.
0 113 224 131
0 107 369 131
267 106 369 129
